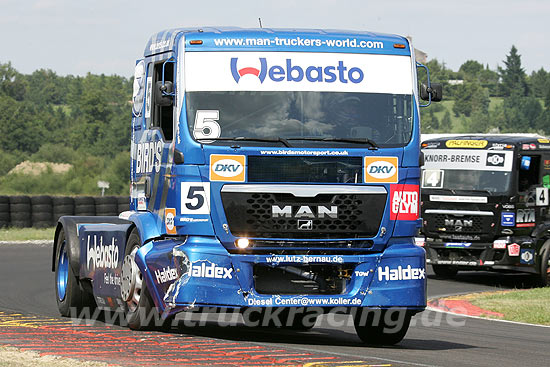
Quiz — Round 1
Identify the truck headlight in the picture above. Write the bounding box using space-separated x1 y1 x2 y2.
236 238 250 249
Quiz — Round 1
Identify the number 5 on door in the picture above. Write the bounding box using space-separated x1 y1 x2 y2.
181 182 211 214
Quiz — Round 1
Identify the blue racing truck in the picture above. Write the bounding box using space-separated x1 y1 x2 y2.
53 27 441 345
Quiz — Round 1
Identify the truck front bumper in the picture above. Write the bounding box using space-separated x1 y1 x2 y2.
425 237 537 273
135 236 427 316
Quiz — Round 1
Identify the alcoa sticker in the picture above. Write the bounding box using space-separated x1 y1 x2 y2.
364 156 398 183
165 208 176 235
210 154 246 182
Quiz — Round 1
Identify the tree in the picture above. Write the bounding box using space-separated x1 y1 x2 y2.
529 68 549 98
0 62 27 101
440 111 452 132
496 95 543 132
420 109 439 133
452 82 490 117
459 60 484 81
498 45 528 97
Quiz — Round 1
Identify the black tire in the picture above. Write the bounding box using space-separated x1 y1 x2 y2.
0 203 9 212
52 197 74 206
74 205 96 216
31 196 52 205
121 228 158 330
117 196 130 204
432 265 458 278
118 203 130 213
96 204 118 216
53 204 74 214
10 203 31 213
95 196 117 205
9 196 31 205
55 228 96 316
74 196 95 206
0 196 9 204
353 308 411 345
11 212 32 221
32 212 52 221
0 212 10 221
537 240 550 287
31 204 53 213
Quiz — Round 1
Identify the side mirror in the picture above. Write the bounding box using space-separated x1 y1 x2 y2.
155 81 174 107
420 83 443 102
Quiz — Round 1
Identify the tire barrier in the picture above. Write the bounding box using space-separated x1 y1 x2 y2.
117 196 130 213
9 196 32 228
74 196 96 216
0 196 10 228
95 196 118 216
0 195 131 228
31 195 53 228
52 196 75 224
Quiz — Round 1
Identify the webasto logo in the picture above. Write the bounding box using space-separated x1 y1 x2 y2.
230 57 365 84
86 235 119 271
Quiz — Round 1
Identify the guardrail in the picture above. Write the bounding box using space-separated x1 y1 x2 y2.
0 196 130 228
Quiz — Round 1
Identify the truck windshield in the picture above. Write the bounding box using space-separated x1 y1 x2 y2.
422 169 512 194
185 91 412 147
422 148 515 194
183 51 414 148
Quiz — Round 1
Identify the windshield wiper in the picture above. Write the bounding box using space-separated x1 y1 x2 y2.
287 137 379 149
197 137 292 147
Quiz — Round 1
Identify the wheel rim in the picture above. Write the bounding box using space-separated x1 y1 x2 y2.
120 247 142 312
546 257 550 284
56 240 69 301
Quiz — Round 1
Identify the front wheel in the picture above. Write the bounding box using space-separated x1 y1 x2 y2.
432 264 458 278
120 228 171 330
120 228 155 330
353 308 411 345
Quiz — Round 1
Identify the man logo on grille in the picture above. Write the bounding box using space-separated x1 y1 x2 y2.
297 220 313 230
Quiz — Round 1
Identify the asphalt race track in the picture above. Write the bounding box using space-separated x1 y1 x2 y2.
1 242 549 366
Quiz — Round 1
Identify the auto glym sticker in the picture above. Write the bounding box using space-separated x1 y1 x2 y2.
165 208 176 234
210 154 246 182
390 184 419 220
364 156 398 183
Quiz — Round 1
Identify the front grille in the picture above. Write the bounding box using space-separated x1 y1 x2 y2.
431 214 484 233
221 187 386 239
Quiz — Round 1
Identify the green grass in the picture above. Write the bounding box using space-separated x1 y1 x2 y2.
469 288 550 325
0 227 56 241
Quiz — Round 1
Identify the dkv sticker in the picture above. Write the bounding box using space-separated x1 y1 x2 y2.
210 154 246 182
364 156 398 183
